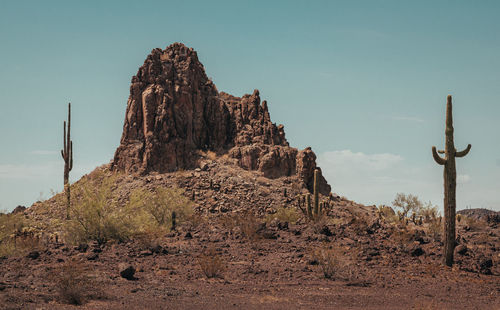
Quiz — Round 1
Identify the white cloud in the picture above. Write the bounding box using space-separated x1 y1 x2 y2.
318 149 442 207
320 150 403 172
318 149 499 211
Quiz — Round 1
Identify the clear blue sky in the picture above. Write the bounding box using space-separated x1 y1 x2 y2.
1 0 499 211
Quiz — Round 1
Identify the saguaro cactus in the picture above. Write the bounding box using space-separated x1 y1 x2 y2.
61 103 73 220
432 95 471 267
296 169 330 220
313 169 320 216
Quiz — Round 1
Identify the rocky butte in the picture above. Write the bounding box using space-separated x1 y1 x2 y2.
112 42 330 194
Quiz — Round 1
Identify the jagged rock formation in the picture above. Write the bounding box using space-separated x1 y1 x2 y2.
112 43 330 194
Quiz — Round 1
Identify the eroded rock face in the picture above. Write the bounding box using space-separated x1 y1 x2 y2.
112 43 331 194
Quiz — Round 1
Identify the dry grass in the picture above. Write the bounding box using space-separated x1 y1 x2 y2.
391 227 415 248
52 258 99 305
198 247 225 278
220 211 263 242
311 245 356 280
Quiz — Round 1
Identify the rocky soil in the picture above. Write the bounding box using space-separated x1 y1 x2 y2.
2 157 499 310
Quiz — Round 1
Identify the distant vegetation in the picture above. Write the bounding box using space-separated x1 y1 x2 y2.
64 170 194 245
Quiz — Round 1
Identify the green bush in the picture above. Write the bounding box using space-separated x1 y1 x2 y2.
128 187 194 230
64 170 195 245
392 193 422 218
65 173 132 245
392 193 439 222
266 206 300 224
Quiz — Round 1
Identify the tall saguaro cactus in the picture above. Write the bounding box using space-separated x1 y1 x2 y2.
432 95 471 267
61 103 73 220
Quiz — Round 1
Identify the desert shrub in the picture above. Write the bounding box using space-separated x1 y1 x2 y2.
312 246 354 280
128 187 194 230
392 193 422 218
65 173 132 245
345 209 372 234
198 247 225 278
392 193 440 224
0 212 41 257
266 206 300 224
391 227 415 248
52 258 98 305
220 211 263 242
237 212 262 242
418 202 439 223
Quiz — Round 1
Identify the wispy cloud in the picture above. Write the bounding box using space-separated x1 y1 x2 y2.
317 149 442 207
0 162 59 180
391 116 425 123
457 174 471 184
31 150 58 155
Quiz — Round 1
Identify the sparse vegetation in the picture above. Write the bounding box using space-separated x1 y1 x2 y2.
198 247 225 278
392 193 422 219
0 212 40 257
266 206 300 224
220 211 263 242
53 258 98 305
128 187 194 230
463 216 483 231
312 245 355 280
64 172 132 245
64 170 194 245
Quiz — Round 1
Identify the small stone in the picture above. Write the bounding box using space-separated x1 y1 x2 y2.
139 250 152 257
86 253 99 261
119 263 136 280
410 247 425 257
479 258 493 270
75 243 89 253
319 226 333 236
27 251 39 260
455 244 468 255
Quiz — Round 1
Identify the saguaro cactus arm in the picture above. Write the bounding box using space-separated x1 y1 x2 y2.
432 146 447 165
456 144 472 158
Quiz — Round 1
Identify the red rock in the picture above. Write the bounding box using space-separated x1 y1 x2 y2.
112 43 330 194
